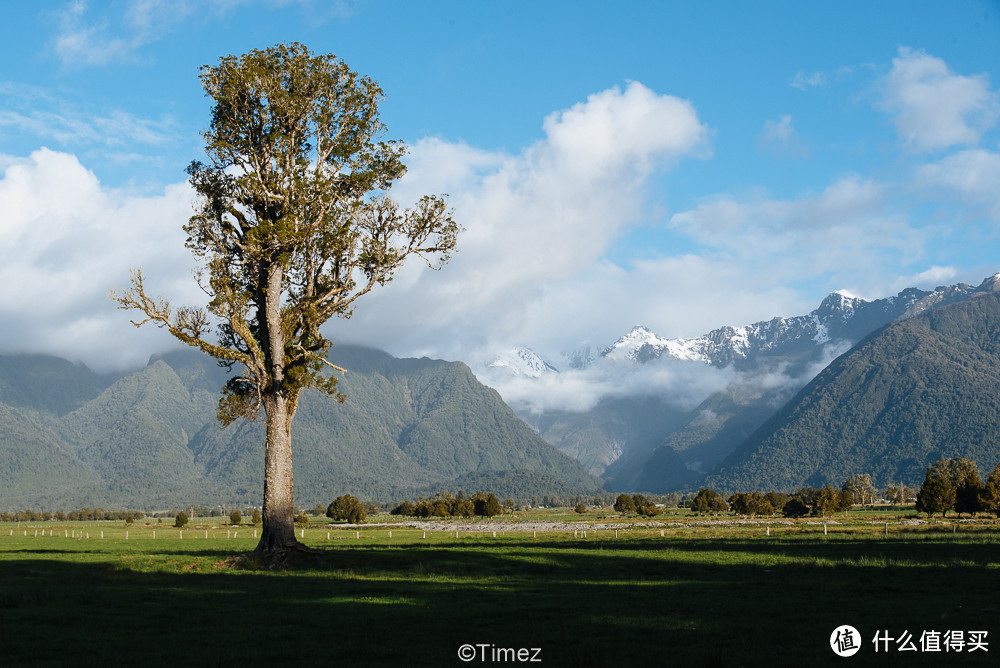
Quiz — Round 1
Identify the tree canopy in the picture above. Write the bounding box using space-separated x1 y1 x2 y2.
113 43 458 555
915 460 956 517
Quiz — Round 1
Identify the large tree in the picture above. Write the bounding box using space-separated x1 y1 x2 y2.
982 461 1000 517
948 457 984 515
915 460 956 518
113 43 458 555
842 473 877 507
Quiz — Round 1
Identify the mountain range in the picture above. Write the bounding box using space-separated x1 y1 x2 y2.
486 274 1000 492
0 346 600 510
4 274 1000 507
705 286 1000 492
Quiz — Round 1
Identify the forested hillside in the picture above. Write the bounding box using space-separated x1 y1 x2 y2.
0 346 600 509
705 291 1000 492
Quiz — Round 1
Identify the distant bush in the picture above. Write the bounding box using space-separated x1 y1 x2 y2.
230 511 242 526
295 511 310 525
326 495 365 523
782 497 810 518
251 509 262 525
174 512 189 528
391 501 416 516
691 488 728 514
473 492 501 518
728 492 774 518
632 494 660 517
574 503 587 514
613 494 636 514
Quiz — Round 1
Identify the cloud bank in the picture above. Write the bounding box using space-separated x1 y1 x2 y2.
2 47 999 400
0 148 199 369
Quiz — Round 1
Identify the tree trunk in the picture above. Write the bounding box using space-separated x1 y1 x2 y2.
255 389 300 554
254 260 302 555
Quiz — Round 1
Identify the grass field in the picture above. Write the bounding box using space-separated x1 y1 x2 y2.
1 512 998 667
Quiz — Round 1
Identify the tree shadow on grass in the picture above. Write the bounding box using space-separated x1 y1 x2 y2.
0 537 997 667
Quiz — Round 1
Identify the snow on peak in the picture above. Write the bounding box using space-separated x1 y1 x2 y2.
601 326 671 361
600 325 710 364
487 346 558 378
811 314 830 344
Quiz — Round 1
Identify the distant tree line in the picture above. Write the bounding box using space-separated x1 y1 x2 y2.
684 458 1000 520
389 491 505 519
10 458 998 526
914 458 1000 518
687 485 855 519
0 508 146 522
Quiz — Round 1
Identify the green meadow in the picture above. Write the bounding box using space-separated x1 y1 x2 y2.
1 513 998 667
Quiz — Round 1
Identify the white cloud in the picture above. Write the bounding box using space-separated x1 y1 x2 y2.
479 335 857 417
0 82 713 373
879 47 1000 152
905 265 959 286
916 148 1000 220
50 1 353 67
790 70 827 90
482 355 735 415
53 0 147 67
0 107 175 148
0 148 199 369
332 81 712 359
667 175 924 288
757 114 808 158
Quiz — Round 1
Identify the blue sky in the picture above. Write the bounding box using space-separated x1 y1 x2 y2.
2 1 999 372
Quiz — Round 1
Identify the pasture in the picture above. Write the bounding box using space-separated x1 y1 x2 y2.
1 512 998 667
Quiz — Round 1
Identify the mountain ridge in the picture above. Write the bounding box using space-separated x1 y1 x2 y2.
704 289 1000 492
485 274 1000 491
0 345 600 509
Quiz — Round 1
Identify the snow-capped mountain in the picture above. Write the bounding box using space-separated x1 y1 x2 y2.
487 346 558 378
591 275 1000 371
601 326 708 363
487 277 1000 381
483 274 1000 488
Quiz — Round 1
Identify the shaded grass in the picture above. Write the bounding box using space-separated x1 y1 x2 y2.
0 526 998 667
